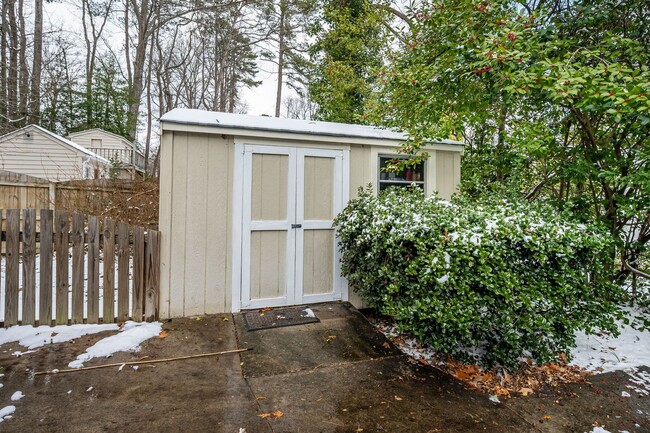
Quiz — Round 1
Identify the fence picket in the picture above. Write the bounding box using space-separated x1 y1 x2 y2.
55 211 69 325
133 226 145 321
103 219 115 323
5 210 19 326
145 231 160 322
117 222 129 321
71 214 84 323
87 216 100 323
39 209 53 325
22 209 36 325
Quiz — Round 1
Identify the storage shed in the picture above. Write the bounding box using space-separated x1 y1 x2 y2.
158 108 464 318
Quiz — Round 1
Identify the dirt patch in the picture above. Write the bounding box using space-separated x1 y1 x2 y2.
0 316 267 433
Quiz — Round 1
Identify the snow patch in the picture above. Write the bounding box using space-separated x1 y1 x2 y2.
0 405 15 422
10 391 24 401
0 323 120 350
571 309 650 372
489 395 500 404
584 428 611 433
68 322 162 369
301 308 315 318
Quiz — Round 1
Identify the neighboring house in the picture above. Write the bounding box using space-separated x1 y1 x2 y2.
0 124 110 182
68 129 145 179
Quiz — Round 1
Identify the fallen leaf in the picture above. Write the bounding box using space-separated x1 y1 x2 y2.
519 387 534 396
256 396 266 401
328 335 337 339
382 342 391 349
258 410 283 419
222 317 229 321
356 428 364 432
542 415 552 420
158 330 169 339
395 396 403 401
50 332 58 337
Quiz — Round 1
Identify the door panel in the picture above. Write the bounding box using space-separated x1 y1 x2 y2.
303 156 335 221
302 229 335 296
251 154 288 220
250 230 287 300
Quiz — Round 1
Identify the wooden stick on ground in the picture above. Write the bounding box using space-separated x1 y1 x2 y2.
34 348 251 376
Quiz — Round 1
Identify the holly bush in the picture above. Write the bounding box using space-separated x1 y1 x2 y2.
334 187 624 369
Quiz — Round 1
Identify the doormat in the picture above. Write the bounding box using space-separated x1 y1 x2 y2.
243 306 319 331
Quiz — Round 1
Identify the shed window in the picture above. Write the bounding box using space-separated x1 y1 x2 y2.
378 155 425 192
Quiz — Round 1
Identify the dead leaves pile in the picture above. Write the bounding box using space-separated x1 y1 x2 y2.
369 315 590 397
438 356 590 397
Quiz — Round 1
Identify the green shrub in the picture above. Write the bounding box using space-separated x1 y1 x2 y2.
334 187 624 369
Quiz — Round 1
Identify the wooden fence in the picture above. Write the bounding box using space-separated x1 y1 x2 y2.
1 208 160 327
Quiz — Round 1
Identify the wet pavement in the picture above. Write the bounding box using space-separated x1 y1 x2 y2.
0 301 648 432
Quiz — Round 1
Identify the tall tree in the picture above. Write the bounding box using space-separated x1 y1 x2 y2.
308 0 389 123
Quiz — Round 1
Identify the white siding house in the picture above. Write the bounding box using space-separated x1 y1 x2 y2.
68 129 145 179
0 125 110 182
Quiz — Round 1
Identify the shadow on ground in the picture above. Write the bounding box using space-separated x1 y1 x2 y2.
0 301 648 432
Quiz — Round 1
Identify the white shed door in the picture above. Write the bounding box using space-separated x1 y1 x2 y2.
241 145 344 309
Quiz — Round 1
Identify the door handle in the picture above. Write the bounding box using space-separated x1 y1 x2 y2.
291 224 302 229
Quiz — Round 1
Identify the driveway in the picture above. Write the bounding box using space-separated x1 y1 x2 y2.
0 302 648 432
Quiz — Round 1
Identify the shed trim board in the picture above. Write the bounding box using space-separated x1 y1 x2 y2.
159 109 463 317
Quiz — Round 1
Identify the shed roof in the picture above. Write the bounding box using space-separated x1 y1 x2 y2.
0 124 110 164
160 109 464 147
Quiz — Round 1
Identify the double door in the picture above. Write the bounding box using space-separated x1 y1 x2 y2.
241 145 344 309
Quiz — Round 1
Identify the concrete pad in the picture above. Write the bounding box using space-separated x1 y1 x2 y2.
247 356 533 432
235 302 401 377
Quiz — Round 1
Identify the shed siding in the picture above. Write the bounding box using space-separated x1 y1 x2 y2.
159 131 233 318
436 150 461 200
0 130 87 181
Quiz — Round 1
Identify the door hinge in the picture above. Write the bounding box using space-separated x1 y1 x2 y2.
291 224 302 229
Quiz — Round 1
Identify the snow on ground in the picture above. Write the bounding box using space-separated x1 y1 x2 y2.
68 321 162 368
0 323 120 352
10 392 24 402
0 405 15 423
0 321 162 365
571 308 650 373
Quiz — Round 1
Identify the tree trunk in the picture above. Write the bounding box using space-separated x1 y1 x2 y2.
29 0 43 124
7 0 18 121
1 0 9 127
274 2 286 117
17 0 29 123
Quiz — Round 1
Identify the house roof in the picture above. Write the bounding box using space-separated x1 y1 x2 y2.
0 124 110 164
160 109 465 146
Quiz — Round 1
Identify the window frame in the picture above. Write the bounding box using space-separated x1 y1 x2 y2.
377 153 427 195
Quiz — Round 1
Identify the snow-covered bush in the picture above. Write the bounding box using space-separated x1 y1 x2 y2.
334 187 624 369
